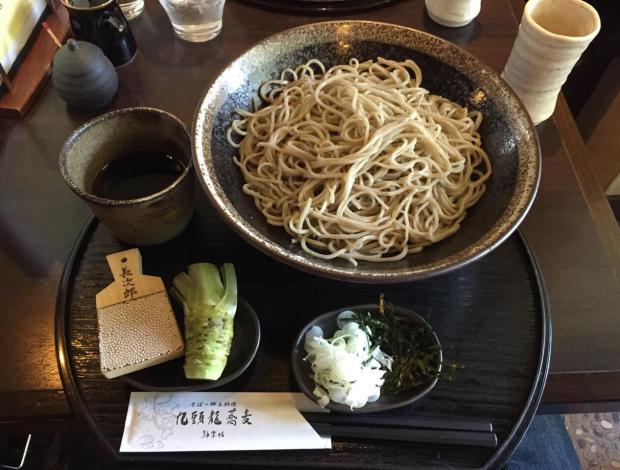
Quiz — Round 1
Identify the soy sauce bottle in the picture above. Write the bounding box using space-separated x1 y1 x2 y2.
61 0 137 67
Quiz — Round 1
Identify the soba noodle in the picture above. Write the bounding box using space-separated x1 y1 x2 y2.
226 58 492 265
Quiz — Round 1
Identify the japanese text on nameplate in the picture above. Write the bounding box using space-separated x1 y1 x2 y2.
120 266 137 299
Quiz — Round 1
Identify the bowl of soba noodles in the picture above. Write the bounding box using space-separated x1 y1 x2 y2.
193 21 540 283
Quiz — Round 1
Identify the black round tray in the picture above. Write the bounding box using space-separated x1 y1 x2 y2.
56 199 550 469
237 0 402 14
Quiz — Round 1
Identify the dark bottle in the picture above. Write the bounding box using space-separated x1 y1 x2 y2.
61 0 137 67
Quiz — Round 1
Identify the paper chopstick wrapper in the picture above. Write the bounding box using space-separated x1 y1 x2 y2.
120 392 331 452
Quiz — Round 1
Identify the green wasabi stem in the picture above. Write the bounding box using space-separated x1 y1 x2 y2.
171 272 191 310
172 263 237 381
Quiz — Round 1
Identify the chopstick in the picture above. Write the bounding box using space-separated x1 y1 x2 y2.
303 413 497 448
309 423 498 448
302 412 494 433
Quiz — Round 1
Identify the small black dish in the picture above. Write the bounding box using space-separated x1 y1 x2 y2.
292 304 441 414
123 298 260 391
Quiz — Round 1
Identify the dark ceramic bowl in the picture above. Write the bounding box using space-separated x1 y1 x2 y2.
291 304 442 414
122 298 260 391
194 21 541 283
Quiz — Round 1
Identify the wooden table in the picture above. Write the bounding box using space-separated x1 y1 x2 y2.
0 0 618 429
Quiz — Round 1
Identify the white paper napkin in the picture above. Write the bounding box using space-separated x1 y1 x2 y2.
119 392 331 452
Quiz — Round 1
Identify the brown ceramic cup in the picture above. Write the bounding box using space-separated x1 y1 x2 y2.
60 107 194 245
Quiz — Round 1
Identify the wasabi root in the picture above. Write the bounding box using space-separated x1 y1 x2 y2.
172 263 237 380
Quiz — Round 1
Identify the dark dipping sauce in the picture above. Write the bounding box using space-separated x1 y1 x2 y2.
91 151 186 200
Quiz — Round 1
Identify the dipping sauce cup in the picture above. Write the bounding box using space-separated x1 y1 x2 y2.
59 107 194 245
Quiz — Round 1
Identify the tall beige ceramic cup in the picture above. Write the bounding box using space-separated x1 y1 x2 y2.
502 0 600 125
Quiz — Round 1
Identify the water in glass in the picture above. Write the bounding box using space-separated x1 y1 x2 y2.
158 0 225 42
118 0 144 20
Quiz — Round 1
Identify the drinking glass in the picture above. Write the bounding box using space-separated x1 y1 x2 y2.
118 0 145 20
158 0 225 42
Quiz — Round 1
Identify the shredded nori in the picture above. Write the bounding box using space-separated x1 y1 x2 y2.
352 299 461 394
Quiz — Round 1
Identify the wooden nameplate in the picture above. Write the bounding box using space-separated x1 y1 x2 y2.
95 249 184 379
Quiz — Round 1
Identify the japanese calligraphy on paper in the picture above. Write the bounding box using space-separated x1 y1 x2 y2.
120 392 331 452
